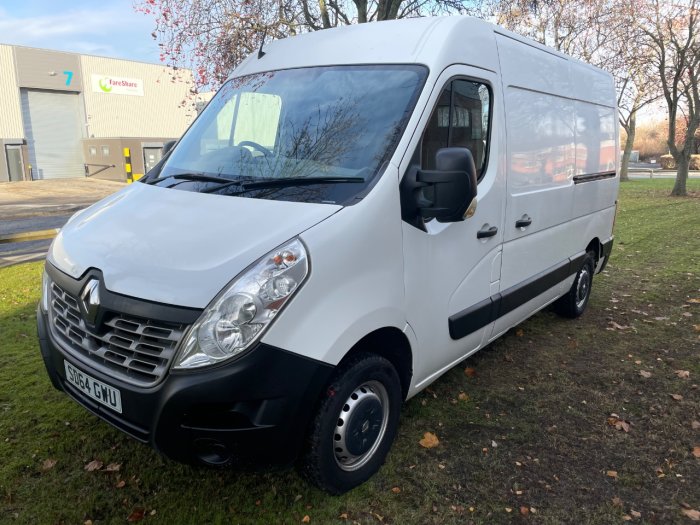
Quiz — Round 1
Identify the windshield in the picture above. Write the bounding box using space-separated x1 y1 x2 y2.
151 65 428 204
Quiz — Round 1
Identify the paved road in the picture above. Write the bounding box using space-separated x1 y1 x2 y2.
0 214 74 268
0 238 53 268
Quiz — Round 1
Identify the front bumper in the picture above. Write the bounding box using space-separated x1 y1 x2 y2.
37 307 334 466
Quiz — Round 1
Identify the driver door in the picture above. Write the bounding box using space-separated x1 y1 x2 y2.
400 66 506 389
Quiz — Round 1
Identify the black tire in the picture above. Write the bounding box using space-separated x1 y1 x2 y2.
554 250 596 318
300 353 402 494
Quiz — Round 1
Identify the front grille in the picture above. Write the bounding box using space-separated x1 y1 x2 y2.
49 281 186 387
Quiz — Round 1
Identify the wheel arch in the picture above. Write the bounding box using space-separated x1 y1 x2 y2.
338 327 413 401
585 237 602 263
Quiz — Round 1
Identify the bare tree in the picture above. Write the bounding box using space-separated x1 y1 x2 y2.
639 0 700 196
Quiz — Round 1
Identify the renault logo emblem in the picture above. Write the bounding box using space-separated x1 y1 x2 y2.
80 279 101 325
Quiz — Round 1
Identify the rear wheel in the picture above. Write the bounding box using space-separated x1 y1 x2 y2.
300 353 402 494
554 251 596 318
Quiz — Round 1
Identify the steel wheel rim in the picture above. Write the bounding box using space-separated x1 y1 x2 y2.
576 267 591 309
333 380 390 472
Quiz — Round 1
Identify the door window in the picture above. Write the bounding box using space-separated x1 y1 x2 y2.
421 79 491 179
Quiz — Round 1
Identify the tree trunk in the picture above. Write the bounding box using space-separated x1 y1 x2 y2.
620 111 636 182
318 0 331 28
354 0 367 22
671 155 689 196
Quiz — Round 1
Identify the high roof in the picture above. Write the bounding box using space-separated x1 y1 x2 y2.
233 17 500 78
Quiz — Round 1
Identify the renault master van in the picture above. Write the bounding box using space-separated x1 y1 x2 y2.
37 16 618 494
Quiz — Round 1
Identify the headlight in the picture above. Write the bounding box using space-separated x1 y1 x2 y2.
41 270 51 312
173 238 308 369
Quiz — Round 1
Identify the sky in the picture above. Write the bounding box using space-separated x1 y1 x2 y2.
0 0 160 63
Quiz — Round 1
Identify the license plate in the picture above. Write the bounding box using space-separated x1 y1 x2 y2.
64 361 122 414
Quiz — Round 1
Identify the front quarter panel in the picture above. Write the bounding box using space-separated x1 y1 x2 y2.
261 164 407 366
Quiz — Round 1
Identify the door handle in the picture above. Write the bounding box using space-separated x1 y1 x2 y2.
477 225 498 239
515 215 532 229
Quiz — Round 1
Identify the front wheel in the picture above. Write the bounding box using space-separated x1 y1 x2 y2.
300 353 402 494
554 250 596 318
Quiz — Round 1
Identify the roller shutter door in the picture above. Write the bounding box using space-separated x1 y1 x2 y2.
21 89 84 179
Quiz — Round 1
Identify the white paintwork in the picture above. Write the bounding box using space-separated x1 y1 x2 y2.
48 183 340 308
397 64 507 390
48 16 619 402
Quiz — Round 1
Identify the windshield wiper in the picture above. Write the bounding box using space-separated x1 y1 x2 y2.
203 176 364 194
145 172 231 185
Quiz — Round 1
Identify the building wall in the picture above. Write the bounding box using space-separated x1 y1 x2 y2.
81 55 195 139
83 137 174 181
0 45 24 138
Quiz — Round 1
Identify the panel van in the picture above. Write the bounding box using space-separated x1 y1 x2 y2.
37 16 619 494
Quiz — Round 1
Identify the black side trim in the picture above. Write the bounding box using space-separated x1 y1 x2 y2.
497 259 570 318
448 296 499 339
45 262 203 324
573 171 616 184
448 253 588 340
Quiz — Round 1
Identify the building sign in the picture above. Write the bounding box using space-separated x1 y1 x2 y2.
91 74 144 96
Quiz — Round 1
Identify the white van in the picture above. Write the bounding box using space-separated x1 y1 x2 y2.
37 17 618 494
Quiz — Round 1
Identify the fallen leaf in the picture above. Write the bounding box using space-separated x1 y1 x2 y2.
339 513 348 520
606 470 618 479
84 460 103 472
612 496 623 507
622 515 632 521
682 312 693 317
675 370 690 379
609 321 631 330
505 507 513 513
150 510 156 516
301 516 310 523
692 446 700 458
458 392 469 401
370 511 384 521
639 370 652 378
607 416 631 432
515 328 524 337
84 521 93 525
687 298 700 304
671 394 684 401
102 463 121 472
631 510 641 518
681 508 700 521
464 367 477 377
116 480 126 488
419 432 440 448
693 324 700 333
127 508 145 522
41 459 57 471
391 487 401 494
520 506 529 516
692 420 700 430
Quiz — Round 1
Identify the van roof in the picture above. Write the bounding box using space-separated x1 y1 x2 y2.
233 17 499 77
233 16 610 79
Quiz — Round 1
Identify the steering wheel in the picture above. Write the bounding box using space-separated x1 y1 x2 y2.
237 140 272 157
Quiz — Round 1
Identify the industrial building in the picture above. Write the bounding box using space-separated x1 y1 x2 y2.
0 44 197 182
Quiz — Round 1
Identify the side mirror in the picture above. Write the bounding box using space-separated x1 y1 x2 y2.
162 140 177 156
400 147 478 227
